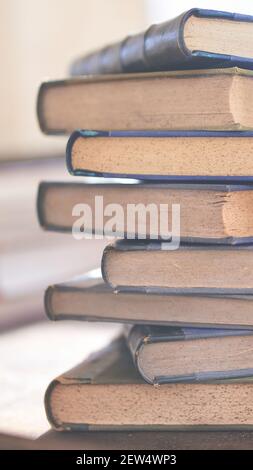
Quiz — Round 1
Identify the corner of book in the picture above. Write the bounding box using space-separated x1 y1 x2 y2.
37 80 68 135
44 379 63 430
36 82 51 135
101 242 117 289
235 66 253 76
101 243 115 288
66 131 81 175
36 182 47 229
44 286 56 321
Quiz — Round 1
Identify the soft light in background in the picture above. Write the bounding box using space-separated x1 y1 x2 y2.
0 0 148 159
147 0 253 23
1 0 253 440
2 0 253 159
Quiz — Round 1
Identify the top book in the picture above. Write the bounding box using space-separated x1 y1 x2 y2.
70 8 253 76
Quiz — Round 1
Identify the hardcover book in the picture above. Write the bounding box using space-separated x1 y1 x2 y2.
38 181 253 244
45 273 253 329
67 130 253 181
126 325 253 384
102 241 253 294
70 9 253 75
45 338 253 431
37 68 253 134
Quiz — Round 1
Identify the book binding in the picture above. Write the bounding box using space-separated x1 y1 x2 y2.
70 9 253 76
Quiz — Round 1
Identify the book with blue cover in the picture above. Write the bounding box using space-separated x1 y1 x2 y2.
126 325 253 385
67 130 253 181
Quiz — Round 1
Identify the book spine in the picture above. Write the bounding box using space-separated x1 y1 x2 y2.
126 325 186 384
44 379 64 430
44 286 56 321
70 9 194 76
101 244 115 288
70 8 253 76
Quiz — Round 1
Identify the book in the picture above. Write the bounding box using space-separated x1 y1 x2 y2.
126 325 253 384
45 273 253 329
102 241 253 294
45 337 253 430
37 68 253 134
38 181 253 244
67 130 253 181
70 8 253 76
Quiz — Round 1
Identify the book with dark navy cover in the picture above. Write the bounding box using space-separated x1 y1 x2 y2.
66 129 253 182
102 240 253 295
70 9 253 76
126 325 253 385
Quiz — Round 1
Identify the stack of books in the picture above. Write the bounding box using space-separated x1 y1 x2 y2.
37 8 253 431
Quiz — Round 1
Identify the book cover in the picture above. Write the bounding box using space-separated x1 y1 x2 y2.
66 129 253 182
37 67 253 134
126 325 253 384
70 9 253 76
45 273 253 329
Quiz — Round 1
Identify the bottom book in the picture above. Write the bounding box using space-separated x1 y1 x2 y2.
45 338 253 431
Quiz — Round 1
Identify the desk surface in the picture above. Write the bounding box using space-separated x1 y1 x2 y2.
0 322 119 438
38 429 253 450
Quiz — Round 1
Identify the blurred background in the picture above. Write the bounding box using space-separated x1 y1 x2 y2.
1 0 253 442
1 0 253 159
